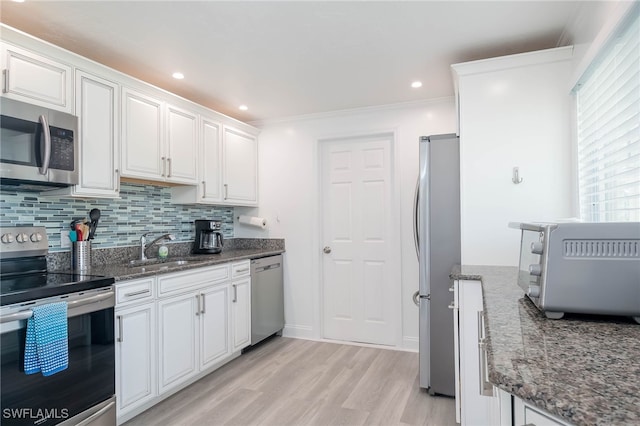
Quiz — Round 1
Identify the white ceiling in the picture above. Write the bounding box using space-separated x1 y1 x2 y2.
0 1 606 122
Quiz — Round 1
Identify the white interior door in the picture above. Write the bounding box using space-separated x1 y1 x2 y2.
321 134 397 345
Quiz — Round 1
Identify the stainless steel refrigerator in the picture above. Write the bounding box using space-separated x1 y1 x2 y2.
414 134 460 396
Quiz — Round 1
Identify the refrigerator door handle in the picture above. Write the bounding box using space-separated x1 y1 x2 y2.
413 178 419 259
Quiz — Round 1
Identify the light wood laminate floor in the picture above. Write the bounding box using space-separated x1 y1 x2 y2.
125 337 456 426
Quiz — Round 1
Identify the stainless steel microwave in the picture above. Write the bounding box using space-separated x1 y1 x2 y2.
0 97 78 189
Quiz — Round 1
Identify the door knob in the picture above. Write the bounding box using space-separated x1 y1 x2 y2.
323 246 332 254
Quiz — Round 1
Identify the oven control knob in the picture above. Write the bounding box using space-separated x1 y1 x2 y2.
528 285 541 298
16 233 29 243
529 264 542 276
530 242 544 255
1 233 15 244
30 233 43 242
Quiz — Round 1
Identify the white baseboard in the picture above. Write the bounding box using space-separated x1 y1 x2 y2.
282 324 314 339
403 336 419 352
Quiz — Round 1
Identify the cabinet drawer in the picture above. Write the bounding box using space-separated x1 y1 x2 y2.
231 260 251 279
116 278 155 306
158 265 229 296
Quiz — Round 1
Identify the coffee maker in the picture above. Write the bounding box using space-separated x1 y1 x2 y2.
194 220 224 254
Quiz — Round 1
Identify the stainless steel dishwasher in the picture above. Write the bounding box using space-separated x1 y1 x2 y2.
250 254 284 346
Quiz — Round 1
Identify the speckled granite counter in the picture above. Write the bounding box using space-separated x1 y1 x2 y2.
49 238 284 281
451 265 640 426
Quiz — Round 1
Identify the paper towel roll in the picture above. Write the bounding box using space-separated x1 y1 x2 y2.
238 215 267 229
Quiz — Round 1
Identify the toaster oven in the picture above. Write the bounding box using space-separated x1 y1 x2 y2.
512 221 640 324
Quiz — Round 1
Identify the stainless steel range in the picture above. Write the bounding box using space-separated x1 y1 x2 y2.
0 226 116 426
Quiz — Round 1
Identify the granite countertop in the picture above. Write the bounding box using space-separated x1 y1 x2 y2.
49 238 285 282
451 265 640 426
88 248 285 281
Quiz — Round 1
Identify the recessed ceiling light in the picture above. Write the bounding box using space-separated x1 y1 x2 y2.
411 81 423 88
239 105 248 111
172 72 184 80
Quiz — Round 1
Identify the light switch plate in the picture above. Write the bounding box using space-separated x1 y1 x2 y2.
60 230 71 248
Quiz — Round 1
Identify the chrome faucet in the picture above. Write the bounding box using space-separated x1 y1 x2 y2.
140 232 176 261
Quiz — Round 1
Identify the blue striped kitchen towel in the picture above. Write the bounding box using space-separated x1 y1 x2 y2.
24 302 69 376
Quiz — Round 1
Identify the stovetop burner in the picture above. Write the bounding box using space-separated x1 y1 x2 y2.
0 226 115 306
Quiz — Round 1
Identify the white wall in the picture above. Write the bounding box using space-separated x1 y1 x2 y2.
236 99 455 349
454 47 575 266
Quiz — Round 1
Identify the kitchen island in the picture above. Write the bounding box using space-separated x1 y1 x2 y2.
452 265 640 426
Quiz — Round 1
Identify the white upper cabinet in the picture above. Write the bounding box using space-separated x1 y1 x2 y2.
121 87 164 180
73 71 120 197
1 43 72 113
200 118 223 202
166 103 198 184
121 87 199 185
222 125 258 206
170 119 259 207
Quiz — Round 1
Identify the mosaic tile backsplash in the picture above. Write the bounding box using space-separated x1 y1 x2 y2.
0 183 234 252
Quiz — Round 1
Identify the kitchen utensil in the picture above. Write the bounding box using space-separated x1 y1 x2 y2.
88 208 101 240
69 230 77 242
75 223 83 241
82 224 90 241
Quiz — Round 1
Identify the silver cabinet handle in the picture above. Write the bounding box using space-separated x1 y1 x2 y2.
115 168 120 192
232 284 237 303
167 157 172 177
448 303 455 310
3 69 8 93
161 157 166 177
323 246 332 254
124 289 150 297
224 183 228 200
412 290 420 307
202 181 206 198
39 114 52 175
235 268 249 273
117 315 123 342
201 293 206 314
477 311 493 396
195 294 201 315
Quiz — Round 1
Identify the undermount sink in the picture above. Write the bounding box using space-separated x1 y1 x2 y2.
127 259 202 272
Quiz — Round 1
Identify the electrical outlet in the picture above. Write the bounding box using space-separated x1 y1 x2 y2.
60 230 71 248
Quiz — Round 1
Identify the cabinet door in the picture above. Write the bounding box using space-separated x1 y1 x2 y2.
157 292 199 394
166 104 198 184
231 277 251 352
74 70 119 197
121 88 164 180
115 303 156 417
1 44 72 112
458 279 492 426
222 126 258 205
201 118 222 202
199 284 231 369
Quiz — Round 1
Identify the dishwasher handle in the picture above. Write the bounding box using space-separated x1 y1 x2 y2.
254 263 281 273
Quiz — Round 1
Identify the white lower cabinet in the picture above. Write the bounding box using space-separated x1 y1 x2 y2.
453 279 495 426
115 263 250 425
157 291 199 394
115 278 157 420
514 396 571 426
454 279 570 426
200 284 231 369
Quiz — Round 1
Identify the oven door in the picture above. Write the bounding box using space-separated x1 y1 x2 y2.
0 288 115 426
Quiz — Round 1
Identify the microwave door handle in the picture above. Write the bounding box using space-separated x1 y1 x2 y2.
38 114 51 175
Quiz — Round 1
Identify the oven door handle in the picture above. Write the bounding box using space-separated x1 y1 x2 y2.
0 290 115 324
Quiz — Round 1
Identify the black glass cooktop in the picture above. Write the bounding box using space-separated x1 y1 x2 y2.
0 271 115 306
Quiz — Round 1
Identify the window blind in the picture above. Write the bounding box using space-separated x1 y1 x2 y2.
575 11 639 222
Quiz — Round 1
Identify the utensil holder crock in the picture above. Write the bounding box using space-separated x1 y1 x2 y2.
72 241 91 271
